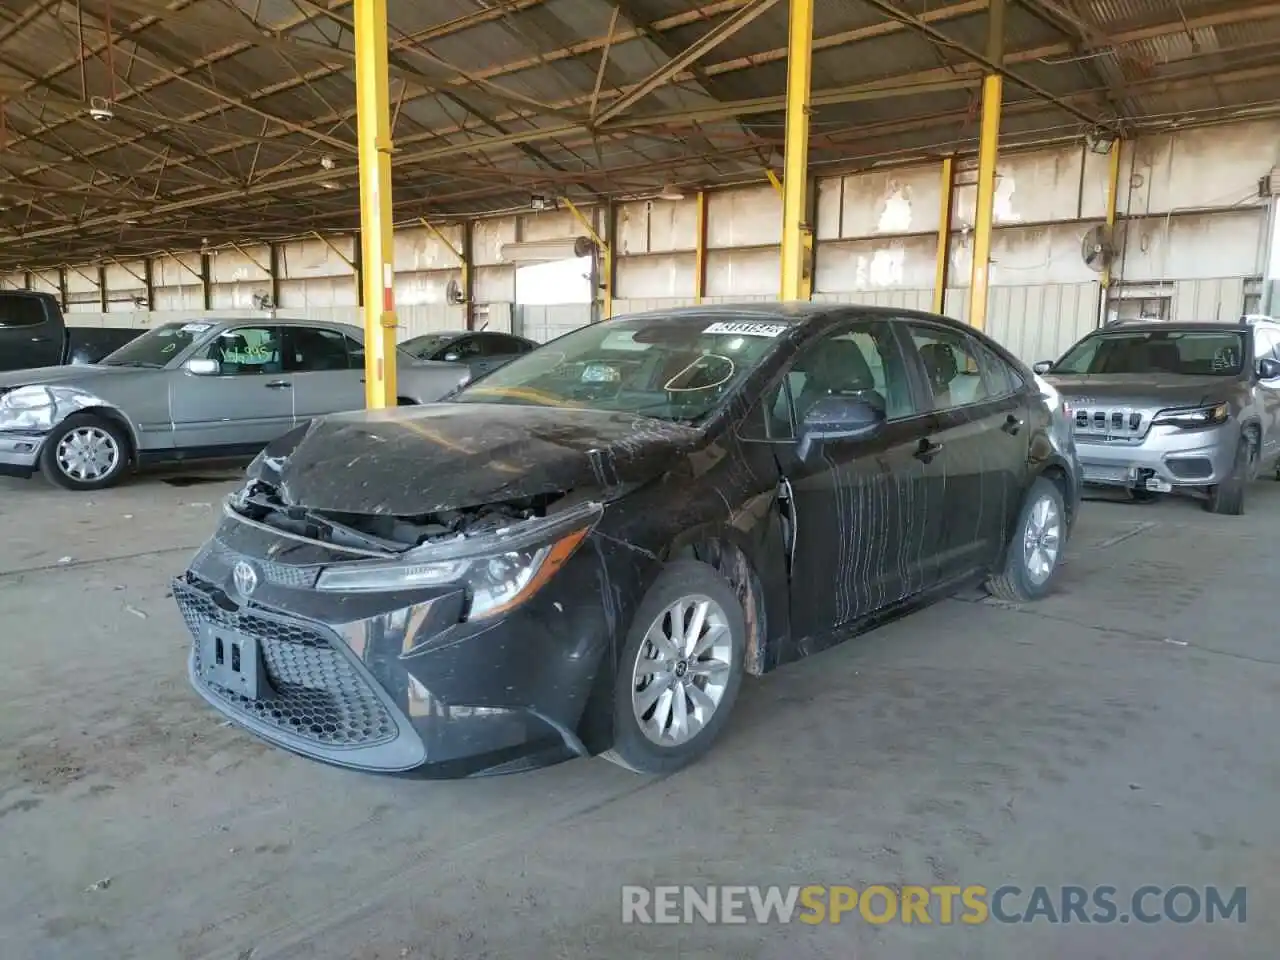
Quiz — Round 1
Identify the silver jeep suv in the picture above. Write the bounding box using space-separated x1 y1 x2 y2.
1035 318 1280 514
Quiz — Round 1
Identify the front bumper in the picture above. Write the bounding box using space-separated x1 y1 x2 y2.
175 521 616 777
1075 424 1236 492
0 430 44 478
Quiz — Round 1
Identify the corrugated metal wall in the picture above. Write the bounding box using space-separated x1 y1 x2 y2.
6 118 1277 364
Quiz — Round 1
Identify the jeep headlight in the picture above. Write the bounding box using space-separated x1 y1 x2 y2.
1152 402 1229 428
315 526 589 620
0 386 56 430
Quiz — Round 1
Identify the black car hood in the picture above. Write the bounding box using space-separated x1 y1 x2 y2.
250 402 701 515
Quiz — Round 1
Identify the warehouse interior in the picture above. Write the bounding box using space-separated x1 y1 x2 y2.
3 1 1280 957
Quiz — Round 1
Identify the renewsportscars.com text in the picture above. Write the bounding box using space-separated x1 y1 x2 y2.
621 884 1247 925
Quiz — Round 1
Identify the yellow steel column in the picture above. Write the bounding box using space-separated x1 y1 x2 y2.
778 0 814 302
694 190 708 303
932 156 954 314
354 0 397 409
1099 138 1122 312
966 0 1005 331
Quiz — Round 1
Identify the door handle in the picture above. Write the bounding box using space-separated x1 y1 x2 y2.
1002 414 1023 435
914 438 944 463
264 380 291 389
30 336 49 342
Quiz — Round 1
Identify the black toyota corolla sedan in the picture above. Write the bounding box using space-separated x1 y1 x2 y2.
175 304 1081 778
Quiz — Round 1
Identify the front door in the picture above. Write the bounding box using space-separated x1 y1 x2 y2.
904 322 1031 581
282 325 366 421
1252 327 1280 458
169 324 294 451
762 317 942 643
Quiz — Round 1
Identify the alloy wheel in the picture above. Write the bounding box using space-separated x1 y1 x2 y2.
631 594 733 746
56 426 120 482
1022 494 1062 586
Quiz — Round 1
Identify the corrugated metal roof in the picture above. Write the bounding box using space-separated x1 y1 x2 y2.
1 0 1278 265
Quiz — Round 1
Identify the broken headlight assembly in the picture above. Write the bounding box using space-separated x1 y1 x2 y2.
1151 401 1230 429
314 501 601 620
0 385 56 431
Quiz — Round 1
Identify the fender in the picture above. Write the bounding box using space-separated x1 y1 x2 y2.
12 385 143 457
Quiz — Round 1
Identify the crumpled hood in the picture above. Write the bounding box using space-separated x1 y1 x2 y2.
250 402 702 515
1045 373 1232 407
0 363 123 390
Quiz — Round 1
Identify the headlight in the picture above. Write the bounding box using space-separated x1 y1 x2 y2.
0 385 56 430
1152 402 1229 428
315 526 589 620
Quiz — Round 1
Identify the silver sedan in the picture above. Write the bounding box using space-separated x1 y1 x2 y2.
0 316 470 490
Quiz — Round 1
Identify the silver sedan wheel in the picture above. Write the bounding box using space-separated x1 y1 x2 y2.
56 426 120 482
631 594 734 747
1022 494 1062 585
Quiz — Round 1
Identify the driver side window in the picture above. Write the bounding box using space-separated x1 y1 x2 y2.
204 326 282 376
744 320 918 441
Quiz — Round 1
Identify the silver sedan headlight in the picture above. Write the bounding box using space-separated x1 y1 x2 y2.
0 386 57 431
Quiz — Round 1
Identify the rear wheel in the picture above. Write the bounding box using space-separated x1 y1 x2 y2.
1205 433 1255 515
602 560 745 775
986 476 1066 603
40 413 130 491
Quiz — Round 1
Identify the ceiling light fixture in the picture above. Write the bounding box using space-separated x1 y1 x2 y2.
657 183 685 201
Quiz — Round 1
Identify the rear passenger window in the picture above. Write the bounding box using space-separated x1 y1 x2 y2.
977 342 1023 397
0 295 47 328
907 325 993 410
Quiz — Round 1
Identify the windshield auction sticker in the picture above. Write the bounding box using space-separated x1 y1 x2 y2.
702 321 788 337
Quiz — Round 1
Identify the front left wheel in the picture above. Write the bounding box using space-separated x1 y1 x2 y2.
40 413 130 491
602 559 745 775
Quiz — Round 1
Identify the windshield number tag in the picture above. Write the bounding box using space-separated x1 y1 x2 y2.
179 322 212 334
702 321 788 338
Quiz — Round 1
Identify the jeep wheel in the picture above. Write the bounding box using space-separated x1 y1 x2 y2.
1205 434 1255 516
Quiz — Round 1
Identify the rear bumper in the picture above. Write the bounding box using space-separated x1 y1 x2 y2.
0 431 44 478
1076 429 1234 490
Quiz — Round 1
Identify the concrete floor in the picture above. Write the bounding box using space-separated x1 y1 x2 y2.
2 470 1278 960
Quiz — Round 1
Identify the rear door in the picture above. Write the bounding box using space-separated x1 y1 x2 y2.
759 316 944 639
902 321 1031 582
283 326 366 420
169 324 293 450
0 294 61 370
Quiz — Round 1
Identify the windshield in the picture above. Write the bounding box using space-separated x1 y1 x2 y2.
401 333 456 358
452 315 793 421
99 320 215 368
1053 330 1245 376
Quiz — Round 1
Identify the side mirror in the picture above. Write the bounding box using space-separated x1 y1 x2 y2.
1258 357 1280 380
796 395 885 459
1032 360 1054 374
185 357 220 376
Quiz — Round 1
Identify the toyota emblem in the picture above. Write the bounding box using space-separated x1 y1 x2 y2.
232 560 260 597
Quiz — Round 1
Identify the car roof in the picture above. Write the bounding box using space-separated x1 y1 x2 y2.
1092 321 1251 335
614 301 975 329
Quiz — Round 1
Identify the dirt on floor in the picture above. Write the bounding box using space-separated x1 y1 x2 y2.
1 471 1278 960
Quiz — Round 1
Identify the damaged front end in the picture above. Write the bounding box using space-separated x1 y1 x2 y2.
176 478 614 777
229 476 603 622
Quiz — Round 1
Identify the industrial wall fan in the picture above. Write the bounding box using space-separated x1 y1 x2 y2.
1081 224 1117 273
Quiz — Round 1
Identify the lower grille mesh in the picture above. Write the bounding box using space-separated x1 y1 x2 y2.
176 579 395 749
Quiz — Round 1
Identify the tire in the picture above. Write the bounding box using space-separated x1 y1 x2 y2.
39 413 131 491
1205 433 1254 516
985 476 1067 603
602 559 746 775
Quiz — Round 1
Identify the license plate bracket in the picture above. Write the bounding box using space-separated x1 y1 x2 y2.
199 626 267 700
